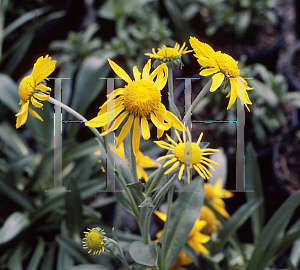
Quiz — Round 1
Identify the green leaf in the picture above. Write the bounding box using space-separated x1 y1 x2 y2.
25 237 45 270
168 93 182 121
0 212 30 245
128 182 145 200
129 241 162 267
162 178 205 270
56 235 98 264
245 143 264 242
247 191 300 270
139 197 154 208
0 178 35 212
290 239 300 269
40 242 56 270
0 73 19 113
65 180 83 237
215 199 263 254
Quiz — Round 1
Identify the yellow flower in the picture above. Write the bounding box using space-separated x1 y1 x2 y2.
16 55 56 128
145 43 192 68
112 141 157 181
85 59 184 156
205 178 233 219
169 250 193 270
189 37 253 111
82 227 107 255
155 210 210 255
155 128 219 183
199 205 221 234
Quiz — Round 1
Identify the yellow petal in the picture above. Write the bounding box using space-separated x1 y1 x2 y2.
116 114 134 148
108 59 132 84
162 157 178 168
154 210 167 222
142 60 151 80
178 164 185 180
227 79 238 110
164 110 184 131
31 96 43 108
157 154 176 161
133 66 141 81
33 92 50 100
200 67 219 76
31 55 56 85
35 84 51 92
132 116 140 156
15 102 29 128
16 101 29 117
210 73 225 92
100 111 129 135
150 112 172 131
164 161 180 175
28 107 43 121
141 116 150 140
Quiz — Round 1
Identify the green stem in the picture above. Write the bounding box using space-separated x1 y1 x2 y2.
0 0 8 62
47 97 140 218
130 124 139 183
182 78 212 125
143 210 152 245
152 174 177 207
108 238 131 270
168 66 175 139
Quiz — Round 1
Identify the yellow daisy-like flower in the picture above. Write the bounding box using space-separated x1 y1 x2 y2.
189 37 253 111
199 205 221 234
155 210 210 255
85 59 184 156
205 178 233 219
155 128 219 183
16 55 56 128
82 227 107 255
145 42 192 68
112 141 157 181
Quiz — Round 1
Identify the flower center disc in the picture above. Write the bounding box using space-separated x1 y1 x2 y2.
175 142 202 165
18 75 35 102
124 80 161 116
86 231 103 250
214 51 240 78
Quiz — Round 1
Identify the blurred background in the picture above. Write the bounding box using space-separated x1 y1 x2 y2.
0 0 300 269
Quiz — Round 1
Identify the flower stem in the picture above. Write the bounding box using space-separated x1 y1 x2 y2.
108 238 130 270
47 97 140 218
168 66 174 101
152 174 177 207
183 78 212 124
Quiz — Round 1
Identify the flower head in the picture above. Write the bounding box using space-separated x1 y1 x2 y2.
85 59 184 156
16 55 56 128
82 227 108 255
169 250 193 270
155 210 210 255
155 128 219 183
199 205 221 234
112 141 157 181
189 37 253 111
145 42 192 68
205 178 233 219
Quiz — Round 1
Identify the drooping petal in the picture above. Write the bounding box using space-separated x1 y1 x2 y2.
162 157 178 168
35 84 52 92
31 96 43 108
108 59 132 84
150 112 172 131
15 101 29 117
28 107 43 121
100 111 129 135
164 110 184 131
132 116 140 156
141 116 150 140
210 73 225 92
15 102 29 128
178 164 185 180
33 92 50 100
116 114 134 148
164 161 180 175
227 79 238 110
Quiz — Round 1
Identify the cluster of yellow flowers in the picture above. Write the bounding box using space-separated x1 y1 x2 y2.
16 37 248 266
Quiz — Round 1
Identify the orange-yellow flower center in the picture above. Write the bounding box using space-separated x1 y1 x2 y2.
214 51 240 78
18 75 35 102
157 47 180 59
175 142 202 165
124 79 161 116
86 231 104 250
